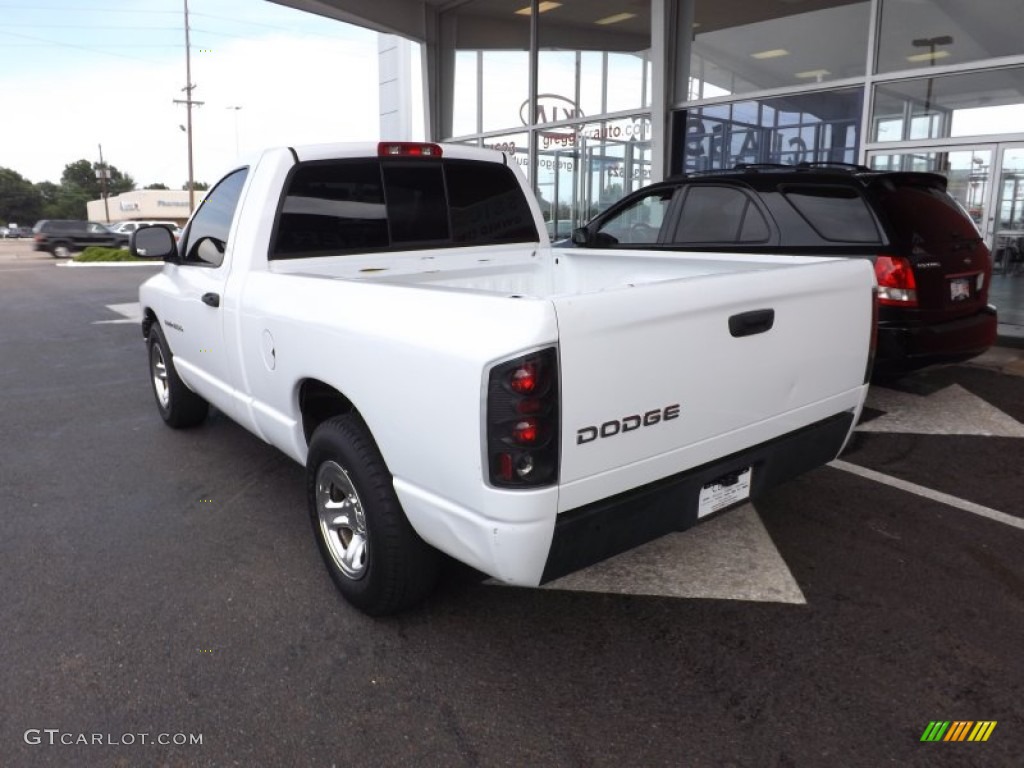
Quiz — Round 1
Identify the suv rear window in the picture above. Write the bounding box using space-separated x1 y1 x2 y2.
872 180 981 255
271 158 538 259
781 185 881 243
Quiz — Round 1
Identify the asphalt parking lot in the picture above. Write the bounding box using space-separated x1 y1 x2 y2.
2 242 1022 767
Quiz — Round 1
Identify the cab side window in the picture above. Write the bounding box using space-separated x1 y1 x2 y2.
595 189 674 245
181 169 249 267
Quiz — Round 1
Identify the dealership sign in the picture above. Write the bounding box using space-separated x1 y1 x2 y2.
520 94 583 138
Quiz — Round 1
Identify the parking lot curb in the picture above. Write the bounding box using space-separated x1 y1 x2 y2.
56 261 162 268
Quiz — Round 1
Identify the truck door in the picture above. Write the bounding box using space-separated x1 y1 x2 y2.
160 169 248 421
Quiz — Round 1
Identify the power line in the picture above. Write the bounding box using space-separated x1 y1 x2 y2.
0 29 164 62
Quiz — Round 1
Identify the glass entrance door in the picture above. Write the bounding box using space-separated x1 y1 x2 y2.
992 144 1024 275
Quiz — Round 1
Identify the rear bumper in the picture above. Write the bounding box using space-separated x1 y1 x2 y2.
540 411 855 583
875 305 997 374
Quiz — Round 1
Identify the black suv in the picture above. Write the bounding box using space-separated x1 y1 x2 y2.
569 164 997 376
32 220 128 258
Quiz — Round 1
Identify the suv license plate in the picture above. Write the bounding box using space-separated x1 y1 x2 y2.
698 467 752 519
950 278 971 301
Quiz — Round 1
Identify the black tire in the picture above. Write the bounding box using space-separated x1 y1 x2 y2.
306 414 439 616
147 323 209 428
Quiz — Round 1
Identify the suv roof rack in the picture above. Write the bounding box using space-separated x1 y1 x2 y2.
796 161 872 172
733 163 793 171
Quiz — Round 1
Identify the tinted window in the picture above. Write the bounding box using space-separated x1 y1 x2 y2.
271 158 538 259
382 161 449 244
274 161 387 257
782 185 880 243
874 180 981 255
673 186 769 244
445 161 537 244
596 189 674 245
181 169 248 267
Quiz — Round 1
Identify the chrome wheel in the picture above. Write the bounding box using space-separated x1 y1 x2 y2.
54 244 71 259
316 461 369 580
150 343 170 409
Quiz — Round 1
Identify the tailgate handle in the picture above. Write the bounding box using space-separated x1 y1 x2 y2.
729 309 774 338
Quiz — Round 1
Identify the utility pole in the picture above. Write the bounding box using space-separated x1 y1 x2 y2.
96 143 111 223
173 0 203 212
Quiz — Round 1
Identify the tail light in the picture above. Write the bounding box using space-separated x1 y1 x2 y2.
487 347 559 488
378 142 443 157
874 255 918 307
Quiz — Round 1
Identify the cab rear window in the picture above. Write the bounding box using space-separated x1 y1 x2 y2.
781 185 881 243
271 158 538 259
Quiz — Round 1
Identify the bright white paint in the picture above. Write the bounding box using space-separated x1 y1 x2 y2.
139 143 874 586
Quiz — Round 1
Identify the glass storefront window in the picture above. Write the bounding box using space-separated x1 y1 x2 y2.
443 0 530 136
876 0 1023 74
688 0 870 100
452 51 479 137
532 116 651 232
482 131 530 181
681 89 863 172
481 51 530 132
535 3 651 138
871 67 1024 143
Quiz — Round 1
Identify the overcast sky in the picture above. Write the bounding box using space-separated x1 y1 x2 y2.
0 0 381 188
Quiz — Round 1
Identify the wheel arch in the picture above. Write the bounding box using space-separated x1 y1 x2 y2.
298 379 357 446
142 307 158 340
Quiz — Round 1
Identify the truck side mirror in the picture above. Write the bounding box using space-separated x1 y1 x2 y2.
132 225 178 262
571 227 590 246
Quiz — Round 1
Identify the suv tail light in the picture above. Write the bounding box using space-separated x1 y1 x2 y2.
486 347 559 488
874 255 918 307
378 142 443 158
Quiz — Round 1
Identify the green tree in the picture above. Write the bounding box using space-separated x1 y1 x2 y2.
182 181 209 191
144 182 170 190
0 167 44 223
34 180 89 219
61 159 136 198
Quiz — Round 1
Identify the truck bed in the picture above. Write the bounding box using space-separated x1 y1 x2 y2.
269 245 831 299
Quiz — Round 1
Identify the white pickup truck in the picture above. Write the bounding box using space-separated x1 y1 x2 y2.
135 141 875 615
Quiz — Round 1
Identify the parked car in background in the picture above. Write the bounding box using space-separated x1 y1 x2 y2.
569 164 997 377
4 223 20 238
32 219 129 257
109 220 182 239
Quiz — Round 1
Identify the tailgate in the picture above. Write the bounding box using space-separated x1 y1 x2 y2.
871 176 991 322
553 257 873 494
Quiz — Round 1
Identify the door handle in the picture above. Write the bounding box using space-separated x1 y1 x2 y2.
729 308 774 338
201 292 220 308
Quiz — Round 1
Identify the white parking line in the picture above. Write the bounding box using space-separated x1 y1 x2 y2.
93 302 142 325
830 459 1024 532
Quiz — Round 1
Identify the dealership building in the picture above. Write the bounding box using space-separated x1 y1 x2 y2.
275 1 1022 332
86 189 193 226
